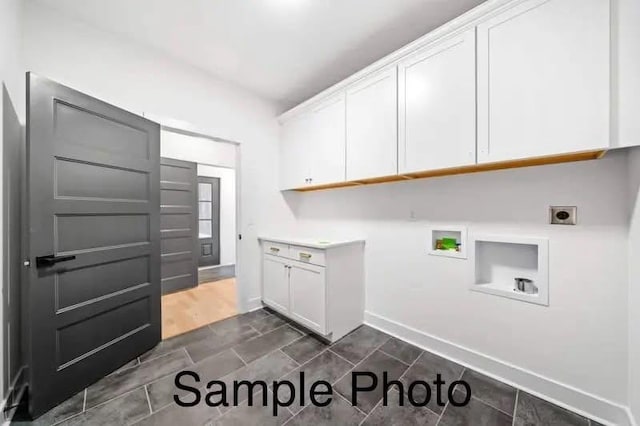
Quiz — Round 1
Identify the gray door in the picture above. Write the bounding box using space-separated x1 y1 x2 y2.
160 158 198 294
26 74 161 417
197 176 220 267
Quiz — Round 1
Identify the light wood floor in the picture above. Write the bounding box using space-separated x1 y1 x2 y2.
161 278 238 339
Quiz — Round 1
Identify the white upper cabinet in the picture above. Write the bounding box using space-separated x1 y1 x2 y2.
307 93 347 186
281 111 312 190
280 93 346 189
398 29 476 173
476 0 610 163
346 67 398 180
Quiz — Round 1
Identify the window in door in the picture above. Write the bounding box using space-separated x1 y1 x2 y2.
198 176 220 266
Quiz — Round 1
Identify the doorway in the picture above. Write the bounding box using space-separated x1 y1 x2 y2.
158 129 239 339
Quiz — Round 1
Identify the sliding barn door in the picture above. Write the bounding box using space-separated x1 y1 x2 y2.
26 73 161 417
160 158 198 294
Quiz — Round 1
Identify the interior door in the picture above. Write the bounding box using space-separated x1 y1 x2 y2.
160 158 198 294
26 73 161 417
197 176 220 267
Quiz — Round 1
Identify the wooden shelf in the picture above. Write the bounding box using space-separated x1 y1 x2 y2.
293 150 606 192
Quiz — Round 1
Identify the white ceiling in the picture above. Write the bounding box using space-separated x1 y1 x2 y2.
31 0 486 110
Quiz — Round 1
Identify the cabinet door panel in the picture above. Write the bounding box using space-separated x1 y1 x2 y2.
477 0 609 162
280 113 312 190
289 263 326 334
346 67 398 180
399 29 476 173
262 255 289 313
308 94 346 186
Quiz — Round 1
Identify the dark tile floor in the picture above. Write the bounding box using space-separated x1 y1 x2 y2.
14 308 604 426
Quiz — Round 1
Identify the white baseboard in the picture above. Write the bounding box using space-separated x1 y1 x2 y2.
246 297 263 312
628 409 638 426
365 311 632 426
199 263 235 271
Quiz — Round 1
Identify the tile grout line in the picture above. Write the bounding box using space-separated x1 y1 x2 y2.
247 322 263 336
391 350 441 419
436 368 466 426
84 387 149 418
336 390 369 417
143 385 153 414
267 340 338 423
82 388 87 412
351 335 413 420
329 335 392 412
326 348 356 367
358 396 384 425
226 326 307 370
377 348 411 367
512 390 519 426
230 347 248 365
183 346 195 364
278 348 301 366
467 394 515 418
398 350 424 382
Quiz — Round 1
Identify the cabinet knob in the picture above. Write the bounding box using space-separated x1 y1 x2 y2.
299 253 312 260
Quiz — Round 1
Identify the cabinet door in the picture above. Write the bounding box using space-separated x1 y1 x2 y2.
280 112 312 190
262 255 290 314
289 262 326 334
346 67 398 180
477 0 609 163
398 29 476 174
308 93 346 186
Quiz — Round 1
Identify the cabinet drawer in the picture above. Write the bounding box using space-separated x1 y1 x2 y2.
263 242 289 258
289 246 325 266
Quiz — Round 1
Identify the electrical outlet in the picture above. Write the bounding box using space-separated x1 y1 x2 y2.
550 206 577 225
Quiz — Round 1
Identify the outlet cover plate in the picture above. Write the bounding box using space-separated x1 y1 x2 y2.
550 206 577 225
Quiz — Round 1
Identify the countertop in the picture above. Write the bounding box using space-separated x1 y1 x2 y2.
258 236 365 249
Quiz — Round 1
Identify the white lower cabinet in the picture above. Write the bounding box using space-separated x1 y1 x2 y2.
259 238 364 342
262 255 290 314
289 262 326 334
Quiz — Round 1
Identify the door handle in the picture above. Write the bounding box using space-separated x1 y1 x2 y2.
35 254 77 268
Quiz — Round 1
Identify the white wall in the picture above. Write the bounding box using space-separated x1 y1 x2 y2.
198 164 236 266
289 152 630 419
628 147 640 424
22 2 296 311
0 0 24 405
161 130 236 169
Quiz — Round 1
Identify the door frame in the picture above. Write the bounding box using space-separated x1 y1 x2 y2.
150 121 245 313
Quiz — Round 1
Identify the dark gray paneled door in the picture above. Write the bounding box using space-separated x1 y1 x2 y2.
160 158 198 294
26 74 161 417
197 176 220 267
